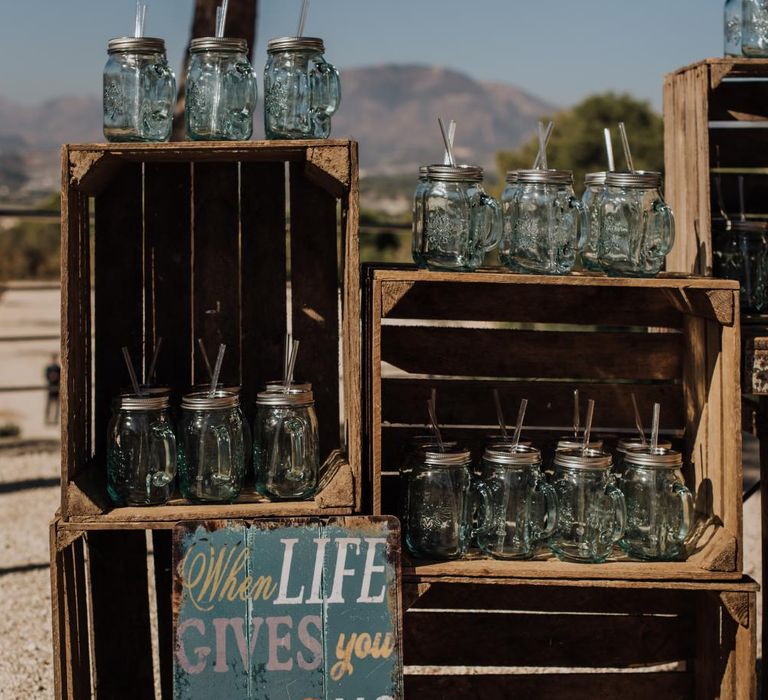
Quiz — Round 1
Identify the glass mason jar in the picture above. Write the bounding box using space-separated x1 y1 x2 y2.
264 36 341 140
743 0 768 56
614 437 672 474
411 166 431 267
103 37 175 142
414 165 502 271
556 436 603 452
712 220 768 312
597 171 675 277
580 172 607 271
402 447 491 560
549 448 626 563
725 0 743 55
106 393 176 506
618 447 694 561
500 169 587 275
253 384 319 500
186 37 257 141
476 444 558 560
178 391 246 503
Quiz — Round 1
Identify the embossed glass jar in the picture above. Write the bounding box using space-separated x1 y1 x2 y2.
186 38 257 141
476 444 558 560
580 172 607 271
264 36 341 139
103 37 176 142
549 448 626 563
178 391 246 503
725 0 743 55
500 169 586 275
597 171 675 277
743 0 768 56
712 220 768 311
402 447 491 560
413 165 501 271
107 393 177 506
618 447 694 561
253 383 319 501
411 166 431 267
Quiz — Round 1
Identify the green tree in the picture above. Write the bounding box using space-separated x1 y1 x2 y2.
496 93 664 194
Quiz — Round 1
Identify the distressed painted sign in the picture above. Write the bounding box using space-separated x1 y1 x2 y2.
173 517 403 700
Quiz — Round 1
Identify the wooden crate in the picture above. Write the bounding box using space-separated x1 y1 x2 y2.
49 519 758 699
364 266 743 581
60 140 361 525
664 58 768 275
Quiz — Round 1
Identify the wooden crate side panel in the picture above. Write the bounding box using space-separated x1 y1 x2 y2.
152 530 174 700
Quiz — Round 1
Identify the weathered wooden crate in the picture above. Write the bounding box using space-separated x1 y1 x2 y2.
60 140 361 524
50 518 757 699
364 266 743 581
664 58 768 275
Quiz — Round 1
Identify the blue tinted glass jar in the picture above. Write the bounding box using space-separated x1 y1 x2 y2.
264 36 341 139
743 0 768 56
580 172 607 271
713 220 768 311
103 37 176 142
500 169 586 275
597 171 675 277
186 37 257 141
414 165 501 271
107 393 176 506
178 391 246 503
724 0 743 56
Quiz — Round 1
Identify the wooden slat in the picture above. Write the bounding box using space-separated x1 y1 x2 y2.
152 530 173 699
240 161 287 427
381 326 683 381
403 609 691 667
49 524 67 700
88 530 154 698
289 161 341 459
144 162 192 401
192 162 240 387
404 673 693 700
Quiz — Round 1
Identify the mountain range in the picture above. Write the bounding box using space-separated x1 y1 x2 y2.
0 65 554 198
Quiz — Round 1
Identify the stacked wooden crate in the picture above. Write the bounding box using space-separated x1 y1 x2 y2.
363 267 757 697
51 140 361 698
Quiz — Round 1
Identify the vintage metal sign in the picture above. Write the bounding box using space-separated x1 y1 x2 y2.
173 517 403 700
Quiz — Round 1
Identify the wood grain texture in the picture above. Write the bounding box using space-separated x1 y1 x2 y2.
152 530 173 700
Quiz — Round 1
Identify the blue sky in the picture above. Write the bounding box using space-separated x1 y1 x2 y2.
0 0 724 110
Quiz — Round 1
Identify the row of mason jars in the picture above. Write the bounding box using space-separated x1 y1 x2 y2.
724 0 768 57
401 436 693 564
412 166 675 277
106 382 319 506
103 35 340 142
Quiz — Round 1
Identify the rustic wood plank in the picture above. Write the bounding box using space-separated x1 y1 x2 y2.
192 162 241 387
152 530 173 700
381 326 684 381
88 530 154 697
289 160 341 460
49 521 69 700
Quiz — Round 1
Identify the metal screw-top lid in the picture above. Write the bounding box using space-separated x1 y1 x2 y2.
418 166 429 178
605 171 662 188
505 170 519 184
725 220 768 234
116 393 170 411
554 447 613 470
420 446 472 467
426 164 484 182
190 37 248 53
108 37 166 54
516 169 574 185
257 383 314 406
181 390 240 410
624 446 683 468
409 434 458 449
584 171 607 187
617 437 671 454
483 443 541 466
267 36 325 53
556 436 604 451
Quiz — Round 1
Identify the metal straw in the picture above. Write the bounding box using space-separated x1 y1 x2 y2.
122 346 142 396
134 1 147 38
197 338 213 381
512 398 528 449
438 118 455 167
715 175 730 225
650 402 661 452
284 339 300 392
630 392 646 446
493 388 508 442
581 399 595 454
442 120 456 165
604 128 615 171
532 121 554 169
215 0 229 38
427 397 445 452
209 344 226 397
536 121 548 170
297 0 310 37
573 389 580 438
738 175 746 222
147 337 163 385
618 122 635 172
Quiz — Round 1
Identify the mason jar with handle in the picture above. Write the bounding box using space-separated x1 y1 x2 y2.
618 447 694 561
549 448 626 563
476 444 558 560
500 169 587 275
264 36 341 139
414 165 501 271
743 0 768 56
597 171 675 277
411 166 431 267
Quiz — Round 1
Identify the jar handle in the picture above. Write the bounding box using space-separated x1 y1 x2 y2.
532 476 559 540
570 196 589 251
672 481 694 543
653 200 676 256
470 477 494 539
478 193 502 252
312 59 341 115
605 480 627 543
211 422 233 479
150 422 176 487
